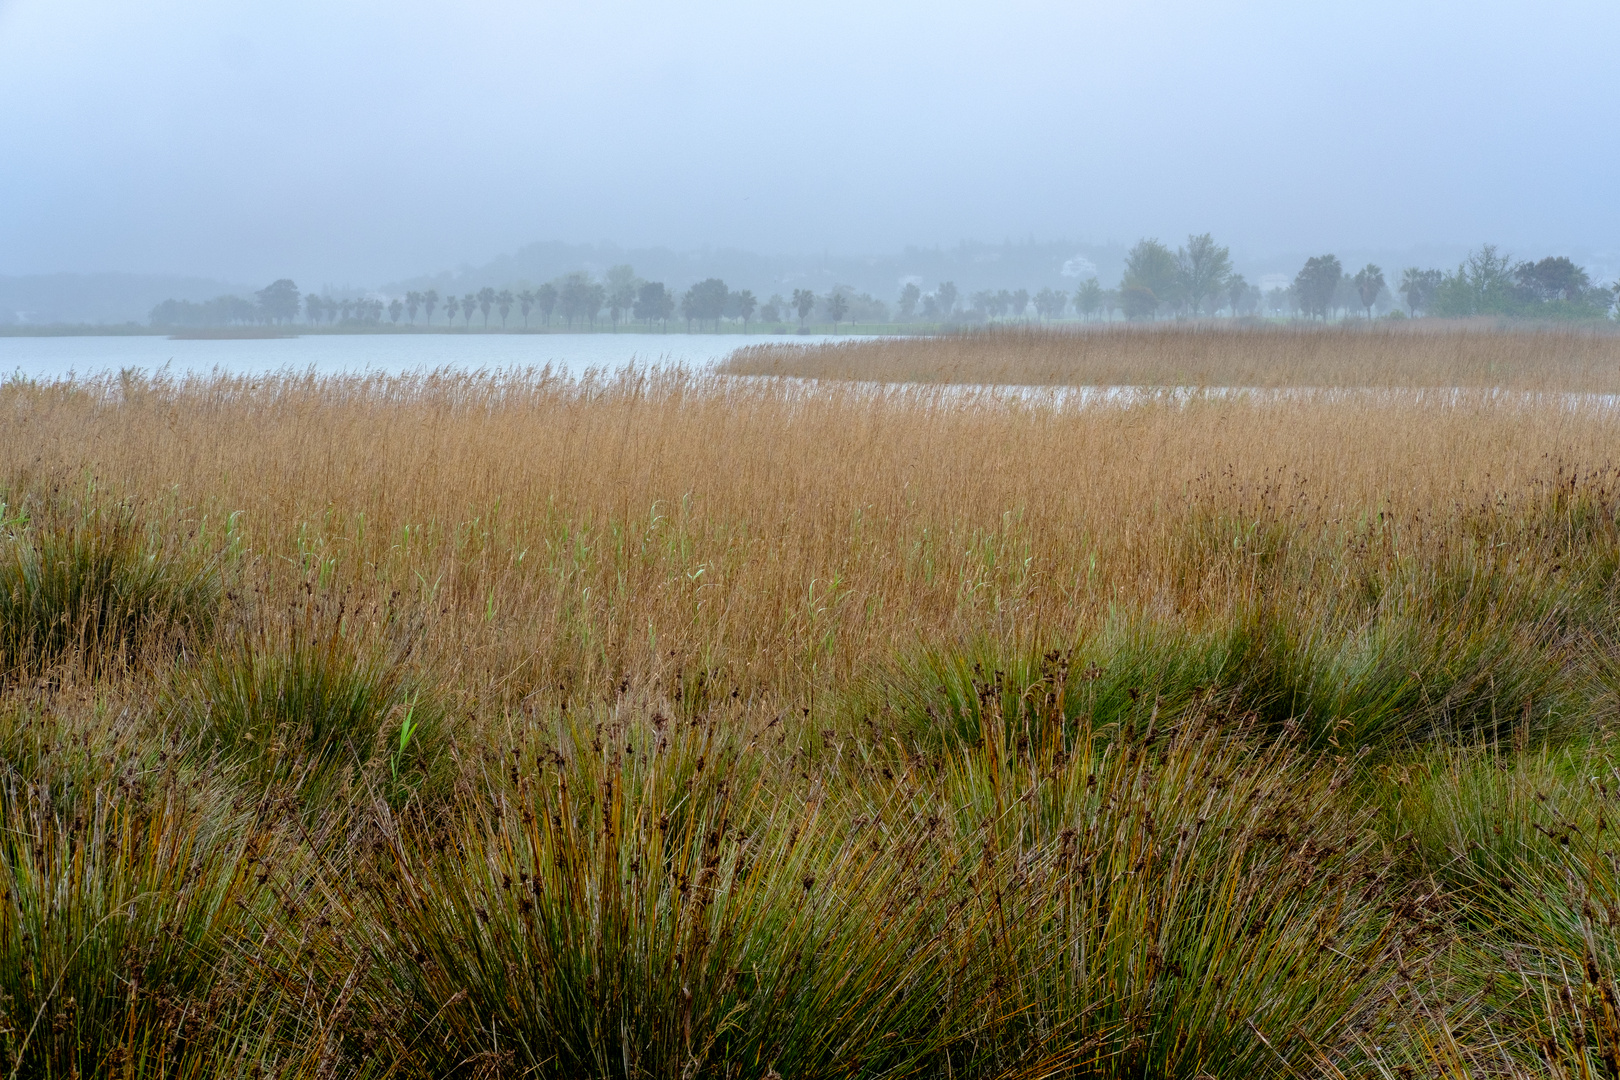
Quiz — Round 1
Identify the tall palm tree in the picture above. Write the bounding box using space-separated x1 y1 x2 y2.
461 294 476 328
496 289 514 329
518 290 535 329
422 289 439 325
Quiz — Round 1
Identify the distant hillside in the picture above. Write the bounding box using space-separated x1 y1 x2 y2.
384 239 1131 305
0 273 246 326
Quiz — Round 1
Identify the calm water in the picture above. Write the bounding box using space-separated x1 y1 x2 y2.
0 332 864 381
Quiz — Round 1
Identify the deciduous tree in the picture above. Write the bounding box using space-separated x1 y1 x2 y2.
1293 255 1342 320
897 282 920 319
1075 278 1103 321
1121 239 1178 318
683 278 729 330
256 279 301 323
1010 288 1029 320
1175 234 1231 316
1225 274 1250 317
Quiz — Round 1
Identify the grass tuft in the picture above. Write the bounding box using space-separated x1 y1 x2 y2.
0 499 218 677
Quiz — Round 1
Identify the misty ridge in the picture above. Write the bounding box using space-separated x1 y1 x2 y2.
9 237 1618 333
137 237 1620 332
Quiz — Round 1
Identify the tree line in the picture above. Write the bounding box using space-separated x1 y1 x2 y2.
1101 236 1616 322
148 246 1619 330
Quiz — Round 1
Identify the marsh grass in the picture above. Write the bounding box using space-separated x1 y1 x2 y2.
0 703 322 1078
0 497 219 678
171 590 449 811
0 361 1617 1074
720 323 1620 392
327 701 1411 1080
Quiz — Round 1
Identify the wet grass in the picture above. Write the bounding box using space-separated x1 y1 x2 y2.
2 367 1620 1075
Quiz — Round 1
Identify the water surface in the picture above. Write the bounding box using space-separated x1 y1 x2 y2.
0 332 863 381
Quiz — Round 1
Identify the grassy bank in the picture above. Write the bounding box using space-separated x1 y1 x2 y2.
3 358 1620 1076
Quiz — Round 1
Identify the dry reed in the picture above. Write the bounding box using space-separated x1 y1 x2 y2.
721 323 1620 392
3 365 1617 711
1 355 1620 1075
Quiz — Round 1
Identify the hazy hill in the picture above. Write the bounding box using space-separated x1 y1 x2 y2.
384 239 1132 304
0 273 245 326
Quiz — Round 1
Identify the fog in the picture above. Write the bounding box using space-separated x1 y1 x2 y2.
1 0 1616 289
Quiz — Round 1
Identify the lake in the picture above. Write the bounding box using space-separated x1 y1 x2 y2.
0 332 865 381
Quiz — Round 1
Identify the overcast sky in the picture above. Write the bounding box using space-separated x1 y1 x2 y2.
1 0 1615 286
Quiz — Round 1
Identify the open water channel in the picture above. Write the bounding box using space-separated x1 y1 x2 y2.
0 332 862 381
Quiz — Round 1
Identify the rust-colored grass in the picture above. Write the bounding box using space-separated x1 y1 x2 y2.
720 322 1620 391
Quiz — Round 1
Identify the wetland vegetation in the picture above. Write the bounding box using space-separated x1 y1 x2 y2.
7 330 1620 1076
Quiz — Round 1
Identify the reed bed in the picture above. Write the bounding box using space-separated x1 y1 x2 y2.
720 323 1620 392
1 359 1620 1075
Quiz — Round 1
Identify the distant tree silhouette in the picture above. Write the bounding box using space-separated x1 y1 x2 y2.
1033 288 1066 321
682 278 729 331
606 265 639 329
422 289 439 325
388 298 403 324
1009 288 1030 320
476 287 496 328
405 291 421 324
1293 255 1342 320
535 283 558 326
1225 274 1250 316
496 289 514 328
1075 278 1103 320
827 290 849 328
518 290 534 328
558 273 605 327
304 293 323 325
935 281 958 317
897 282 920 319
461 293 477 327
1175 234 1232 316
1120 285 1158 320
1352 264 1385 318
729 288 757 330
1121 239 1178 318
257 279 300 324
634 281 672 328
1514 256 1590 302
792 288 816 325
